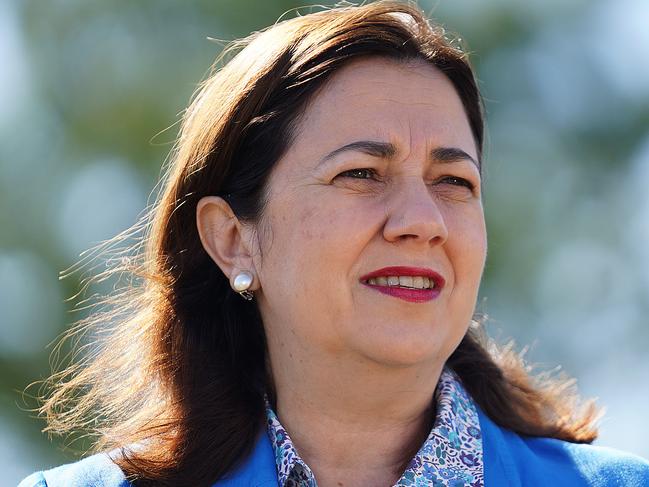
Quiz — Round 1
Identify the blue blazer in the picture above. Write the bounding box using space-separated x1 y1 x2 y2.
19 407 649 486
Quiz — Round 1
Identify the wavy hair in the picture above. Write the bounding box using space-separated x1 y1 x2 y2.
35 1 601 485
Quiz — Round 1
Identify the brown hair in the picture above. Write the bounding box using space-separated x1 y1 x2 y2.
36 1 601 485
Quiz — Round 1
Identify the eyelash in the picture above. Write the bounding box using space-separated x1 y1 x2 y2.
337 168 476 191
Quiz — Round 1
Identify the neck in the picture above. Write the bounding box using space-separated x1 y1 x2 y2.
268 349 443 487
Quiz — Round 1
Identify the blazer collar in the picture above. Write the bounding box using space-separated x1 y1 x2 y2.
214 430 279 487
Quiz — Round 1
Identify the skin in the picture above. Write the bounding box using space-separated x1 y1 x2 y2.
197 57 487 486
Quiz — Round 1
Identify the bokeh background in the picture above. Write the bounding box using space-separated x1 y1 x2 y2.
2 0 648 483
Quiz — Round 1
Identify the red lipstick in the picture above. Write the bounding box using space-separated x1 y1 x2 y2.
359 266 445 303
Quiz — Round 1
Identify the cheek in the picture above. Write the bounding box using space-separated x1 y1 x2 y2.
260 198 380 302
260 201 342 284
296 205 334 241
257 199 379 346
446 210 487 277
280 196 379 249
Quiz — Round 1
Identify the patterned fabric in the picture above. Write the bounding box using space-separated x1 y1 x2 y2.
265 400 317 487
264 367 484 487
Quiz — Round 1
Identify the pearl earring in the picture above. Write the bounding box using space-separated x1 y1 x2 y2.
232 271 254 301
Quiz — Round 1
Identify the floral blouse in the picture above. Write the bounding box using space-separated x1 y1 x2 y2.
264 367 484 487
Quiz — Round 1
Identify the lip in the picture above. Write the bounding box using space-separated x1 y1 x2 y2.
359 266 445 303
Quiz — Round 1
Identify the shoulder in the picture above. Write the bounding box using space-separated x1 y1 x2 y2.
521 437 649 486
557 440 649 485
18 451 130 487
18 435 278 487
477 407 649 486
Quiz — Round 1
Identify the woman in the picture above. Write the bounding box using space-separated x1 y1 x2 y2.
20 1 649 486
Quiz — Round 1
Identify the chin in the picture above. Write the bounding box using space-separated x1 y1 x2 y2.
357 334 457 368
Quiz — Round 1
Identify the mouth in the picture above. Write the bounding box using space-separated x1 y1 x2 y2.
359 266 445 303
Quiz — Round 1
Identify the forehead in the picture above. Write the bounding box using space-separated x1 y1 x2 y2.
289 56 475 160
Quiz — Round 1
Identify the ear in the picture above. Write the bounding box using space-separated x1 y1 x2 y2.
196 196 259 291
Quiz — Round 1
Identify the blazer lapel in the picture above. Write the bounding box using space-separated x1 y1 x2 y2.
213 431 279 487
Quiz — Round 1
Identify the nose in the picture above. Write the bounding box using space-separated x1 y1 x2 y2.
382 178 448 246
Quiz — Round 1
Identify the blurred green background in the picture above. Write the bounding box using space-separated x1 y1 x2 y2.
2 0 648 483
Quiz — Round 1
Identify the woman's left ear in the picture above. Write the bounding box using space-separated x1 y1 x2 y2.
195 195 260 290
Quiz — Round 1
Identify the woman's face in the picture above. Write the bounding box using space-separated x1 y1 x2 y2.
252 57 486 368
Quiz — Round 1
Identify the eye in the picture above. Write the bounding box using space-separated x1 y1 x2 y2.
438 176 475 191
336 168 378 180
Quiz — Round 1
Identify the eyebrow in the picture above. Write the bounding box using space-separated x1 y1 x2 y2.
318 140 480 171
